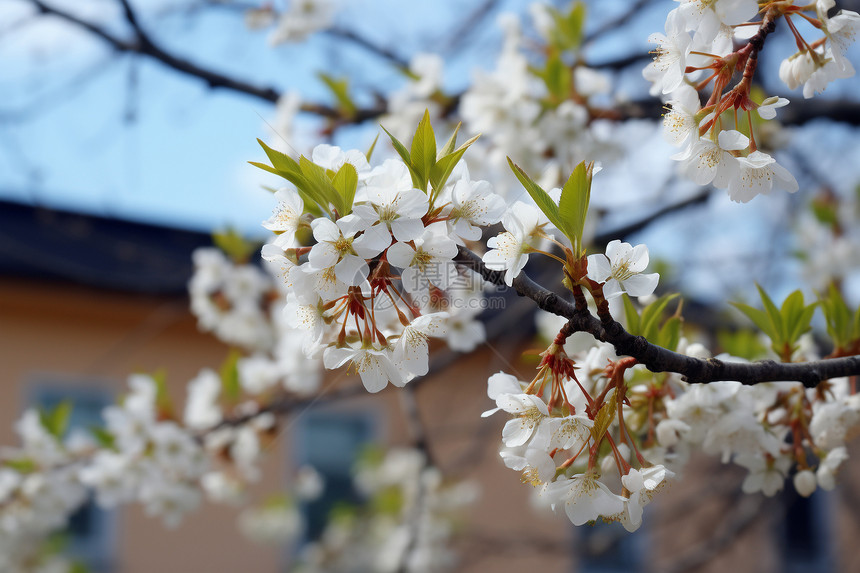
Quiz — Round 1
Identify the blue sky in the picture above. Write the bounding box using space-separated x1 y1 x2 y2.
0 0 655 234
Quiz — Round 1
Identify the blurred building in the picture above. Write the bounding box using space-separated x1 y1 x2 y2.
1 199 859 573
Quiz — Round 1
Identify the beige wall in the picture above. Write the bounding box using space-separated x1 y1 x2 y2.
4 276 860 573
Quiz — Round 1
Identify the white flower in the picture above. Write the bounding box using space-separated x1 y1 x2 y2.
307 215 388 287
269 0 335 44
78 451 138 507
655 419 691 447
294 466 325 501
702 408 783 463
736 454 792 497
809 399 860 450
311 143 371 176
531 414 594 452
620 465 673 532
816 447 848 491
483 393 550 448
803 48 854 98
674 0 758 41
184 369 222 430
261 243 297 288
756 96 789 120
139 477 201 528
353 159 429 243
674 130 747 187
447 176 506 244
779 50 817 91
645 9 692 94
517 449 559 486
262 188 304 248
392 313 448 377
238 355 281 395
545 471 625 526
727 151 798 203
817 1 860 74
663 85 701 146
323 344 404 393
586 240 659 299
482 202 545 287
443 305 486 352
387 223 458 296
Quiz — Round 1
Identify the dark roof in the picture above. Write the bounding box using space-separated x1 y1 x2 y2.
0 200 213 295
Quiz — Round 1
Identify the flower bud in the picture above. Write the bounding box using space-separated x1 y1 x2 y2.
793 470 817 497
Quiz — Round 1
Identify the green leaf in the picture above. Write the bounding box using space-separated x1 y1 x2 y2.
658 316 682 352
371 485 404 515
257 138 302 175
4 457 38 473
332 163 359 212
299 155 344 215
410 110 437 191
589 390 615 443
430 133 480 192
781 290 816 344
621 294 640 335
213 228 258 264
381 126 422 189
507 158 564 231
253 139 326 216
550 2 587 51
248 161 280 176
757 284 785 342
220 349 242 403
730 302 776 341
438 122 462 158
640 294 680 343
717 329 769 361
69 563 91 573
317 73 356 117
541 52 572 103
39 401 72 440
557 161 591 253
819 283 856 351
152 370 175 418
732 286 817 360
90 426 116 450
366 134 380 162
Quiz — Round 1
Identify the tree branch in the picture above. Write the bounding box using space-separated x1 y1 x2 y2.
454 246 860 387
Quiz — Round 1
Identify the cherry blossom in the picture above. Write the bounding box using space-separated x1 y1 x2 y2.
587 240 660 299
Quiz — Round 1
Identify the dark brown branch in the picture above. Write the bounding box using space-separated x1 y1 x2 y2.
30 0 282 103
454 246 860 388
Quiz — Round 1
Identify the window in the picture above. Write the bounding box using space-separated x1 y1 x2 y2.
293 410 375 540
778 488 834 573
578 521 645 573
30 383 116 573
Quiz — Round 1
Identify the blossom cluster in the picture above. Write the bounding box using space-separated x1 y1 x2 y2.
258 138 498 393
377 7 617 200
295 448 478 573
483 287 860 531
244 0 337 45
0 370 318 572
190 247 323 396
647 0 859 202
